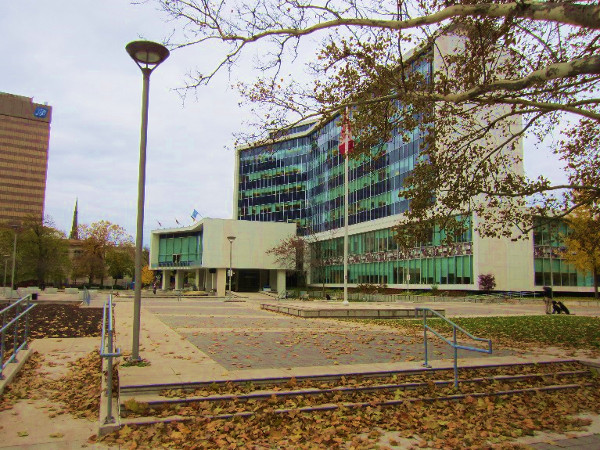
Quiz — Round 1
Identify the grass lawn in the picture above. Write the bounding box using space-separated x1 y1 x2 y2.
355 315 600 351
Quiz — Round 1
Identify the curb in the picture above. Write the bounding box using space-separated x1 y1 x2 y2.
0 346 34 395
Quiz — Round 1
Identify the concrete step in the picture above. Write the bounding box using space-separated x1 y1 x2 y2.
118 360 596 426
118 359 582 396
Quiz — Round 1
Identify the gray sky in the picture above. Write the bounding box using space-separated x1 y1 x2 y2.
1 0 248 242
1 1 566 243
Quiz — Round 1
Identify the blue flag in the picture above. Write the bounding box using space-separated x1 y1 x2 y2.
191 209 199 221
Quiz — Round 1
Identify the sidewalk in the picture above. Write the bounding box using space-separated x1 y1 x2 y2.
0 337 110 449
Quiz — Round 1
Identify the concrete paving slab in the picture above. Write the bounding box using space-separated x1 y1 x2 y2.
115 296 532 388
0 337 111 450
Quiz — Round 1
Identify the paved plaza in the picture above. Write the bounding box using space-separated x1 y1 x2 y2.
114 293 600 387
2 291 599 448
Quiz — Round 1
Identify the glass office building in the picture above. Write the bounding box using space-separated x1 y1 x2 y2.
235 49 479 288
234 40 594 293
533 220 595 288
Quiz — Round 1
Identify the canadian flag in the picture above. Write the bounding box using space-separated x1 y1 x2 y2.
338 113 354 156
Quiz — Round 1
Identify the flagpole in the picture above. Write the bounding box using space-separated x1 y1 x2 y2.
342 108 350 306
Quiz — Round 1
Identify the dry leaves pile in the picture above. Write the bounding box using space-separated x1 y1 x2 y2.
0 351 102 420
107 360 600 449
47 351 102 419
104 384 600 449
0 352 44 411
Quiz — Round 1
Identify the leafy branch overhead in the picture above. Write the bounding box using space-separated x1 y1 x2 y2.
158 0 600 238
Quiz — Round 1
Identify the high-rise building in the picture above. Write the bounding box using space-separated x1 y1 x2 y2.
233 38 595 294
0 92 52 224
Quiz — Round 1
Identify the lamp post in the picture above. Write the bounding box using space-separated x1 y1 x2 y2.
126 40 170 361
9 224 18 300
3 254 9 290
227 236 236 295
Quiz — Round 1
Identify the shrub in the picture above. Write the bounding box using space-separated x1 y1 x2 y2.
478 274 496 292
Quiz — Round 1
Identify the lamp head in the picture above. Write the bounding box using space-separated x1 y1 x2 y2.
227 236 236 243
126 40 170 71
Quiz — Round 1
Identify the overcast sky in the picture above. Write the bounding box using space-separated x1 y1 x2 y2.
1 0 249 242
1 1 566 243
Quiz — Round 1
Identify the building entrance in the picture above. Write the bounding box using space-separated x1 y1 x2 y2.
237 269 261 292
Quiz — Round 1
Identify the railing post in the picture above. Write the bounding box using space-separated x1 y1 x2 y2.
422 309 431 368
100 295 120 425
105 323 114 424
453 325 458 388
12 301 19 363
0 311 5 379
23 296 30 350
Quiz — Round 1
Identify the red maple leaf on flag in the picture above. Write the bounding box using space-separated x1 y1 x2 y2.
338 115 354 156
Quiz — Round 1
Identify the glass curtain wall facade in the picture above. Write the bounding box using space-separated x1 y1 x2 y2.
237 52 432 235
237 123 312 232
158 231 203 267
533 220 594 287
311 222 472 285
236 49 477 287
307 55 431 234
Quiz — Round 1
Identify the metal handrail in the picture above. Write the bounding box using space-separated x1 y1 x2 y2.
99 295 121 424
416 307 492 388
1 295 35 379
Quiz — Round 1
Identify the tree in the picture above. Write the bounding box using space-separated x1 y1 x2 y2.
0 217 69 286
267 231 332 295
73 221 133 287
561 206 600 298
478 273 496 293
267 235 307 286
141 265 155 287
156 0 600 239
105 245 135 288
17 216 70 286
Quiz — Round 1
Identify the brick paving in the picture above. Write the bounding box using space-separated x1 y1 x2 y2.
150 299 511 371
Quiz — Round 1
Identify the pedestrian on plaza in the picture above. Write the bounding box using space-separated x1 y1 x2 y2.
557 300 571 315
543 286 553 314
153 282 157 295
552 300 562 314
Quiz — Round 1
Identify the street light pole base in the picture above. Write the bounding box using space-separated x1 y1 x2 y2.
342 300 350 306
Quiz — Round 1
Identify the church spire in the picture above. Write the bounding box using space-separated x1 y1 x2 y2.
69 198 79 240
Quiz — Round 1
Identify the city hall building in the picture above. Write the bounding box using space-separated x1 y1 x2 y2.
151 34 595 295
0 92 52 224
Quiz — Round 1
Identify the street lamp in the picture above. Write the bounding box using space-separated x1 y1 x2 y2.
227 236 236 295
126 40 170 361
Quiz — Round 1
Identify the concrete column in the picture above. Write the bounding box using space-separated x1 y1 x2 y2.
259 270 268 291
195 269 200 290
269 270 277 291
216 268 226 297
175 271 184 290
277 270 286 297
161 270 169 290
206 270 215 292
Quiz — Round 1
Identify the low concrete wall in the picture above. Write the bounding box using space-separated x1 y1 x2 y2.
261 303 444 319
